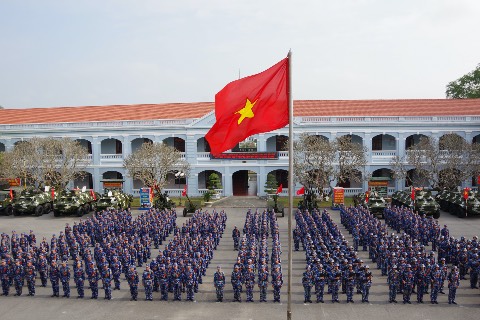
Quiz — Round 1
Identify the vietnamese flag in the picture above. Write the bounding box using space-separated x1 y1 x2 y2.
411 187 415 201
90 189 97 201
365 191 369 203
205 57 289 155
296 186 305 196
9 188 14 200
182 185 187 197
463 188 470 200
276 184 283 195
51 187 55 200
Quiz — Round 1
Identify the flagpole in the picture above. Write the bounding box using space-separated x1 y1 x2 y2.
287 49 293 320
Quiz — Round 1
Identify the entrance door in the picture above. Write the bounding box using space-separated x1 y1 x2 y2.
232 171 249 196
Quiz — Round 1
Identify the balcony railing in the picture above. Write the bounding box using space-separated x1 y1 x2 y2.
100 154 123 160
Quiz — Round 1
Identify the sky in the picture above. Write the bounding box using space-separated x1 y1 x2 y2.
1 0 480 109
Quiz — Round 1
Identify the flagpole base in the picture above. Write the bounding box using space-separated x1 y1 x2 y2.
287 311 292 320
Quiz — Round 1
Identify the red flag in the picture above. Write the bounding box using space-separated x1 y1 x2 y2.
296 186 305 196
51 187 55 200
205 57 289 155
90 189 97 201
411 187 415 201
365 191 369 203
463 187 470 200
9 189 13 200
276 184 283 195
182 185 187 197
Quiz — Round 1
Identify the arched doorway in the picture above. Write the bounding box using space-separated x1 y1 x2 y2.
232 170 257 196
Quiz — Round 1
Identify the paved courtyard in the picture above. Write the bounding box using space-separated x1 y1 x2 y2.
0 197 479 320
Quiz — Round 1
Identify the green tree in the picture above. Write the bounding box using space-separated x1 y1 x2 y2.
207 173 222 191
446 64 480 99
264 173 278 194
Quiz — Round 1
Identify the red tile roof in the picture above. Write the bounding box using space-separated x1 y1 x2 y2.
0 99 479 125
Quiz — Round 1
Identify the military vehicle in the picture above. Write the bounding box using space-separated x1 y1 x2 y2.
0 190 15 216
154 191 176 211
182 194 201 217
391 189 441 219
53 189 100 217
12 188 54 216
96 189 133 211
267 195 285 217
435 189 480 218
298 190 320 212
353 191 386 218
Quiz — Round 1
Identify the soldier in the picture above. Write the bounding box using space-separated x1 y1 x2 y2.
101 264 113 300
402 264 414 304
214 265 226 302
37 253 49 287
170 263 183 301
388 265 399 303
345 264 356 303
447 266 460 304
272 265 283 303
302 265 313 303
0 260 10 296
74 261 85 298
58 260 70 298
159 264 169 301
415 264 427 303
87 265 100 299
314 262 327 303
360 265 372 303
184 264 196 302
232 226 240 251
126 265 139 301
257 265 268 303
12 259 25 296
329 263 341 303
293 227 300 251
25 260 36 296
142 264 154 301
231 265 243 302
50 260 60 298
111 256 122 290
244 265 255 302
430 264 442 304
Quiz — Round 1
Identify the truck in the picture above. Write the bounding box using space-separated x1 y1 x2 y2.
12 188 54 216
53 189 99 217
96 189 132 211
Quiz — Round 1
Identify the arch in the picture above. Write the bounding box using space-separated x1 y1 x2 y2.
372 168 395 187
75 139 92 154
197 137 211 152
266 169 288 188
232 170 257 196
102 171 123 180
473 134 480 144
337 169 362 188
131 138 153 153
101 138 122 154
0 142 5 152
405 168 429 187
438 168 462 189
372 134 396 151
405 134 428 150
133 178 144 189
439 133 465 150
198 170 223 189
163 137 185 152
339 134 363 146
73 171 93 189
266 135 288 152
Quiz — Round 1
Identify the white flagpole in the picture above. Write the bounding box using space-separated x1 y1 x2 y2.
287 49 293 320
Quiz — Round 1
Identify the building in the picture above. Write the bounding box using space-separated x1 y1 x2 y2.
1 99 479 197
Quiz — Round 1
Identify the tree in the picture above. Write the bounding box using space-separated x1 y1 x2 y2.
207 172 222 191
264 173 278 195
123 142 190 195
2 137 90 189
334 135 368 186
446 63 480 99
406 134 479 189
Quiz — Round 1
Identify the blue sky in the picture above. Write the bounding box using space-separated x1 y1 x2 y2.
1 0 479 109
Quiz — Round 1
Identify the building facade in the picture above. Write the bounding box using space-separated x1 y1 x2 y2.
1 99 479 197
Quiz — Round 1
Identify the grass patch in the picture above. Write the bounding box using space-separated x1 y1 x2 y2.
276 196 354 208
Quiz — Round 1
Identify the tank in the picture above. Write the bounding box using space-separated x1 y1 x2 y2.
154 191 176 210
0 190 15 216
53 189 99 217
391 189 440 219
12 188 54 216
353 191 386 218
96 189 132 211
435 189 480 218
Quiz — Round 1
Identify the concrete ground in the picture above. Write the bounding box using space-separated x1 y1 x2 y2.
0 197 479 320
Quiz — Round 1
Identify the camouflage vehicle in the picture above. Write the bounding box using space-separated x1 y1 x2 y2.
0 190 15 216
436 189 480 218
182 194 201 217
12 188 54 216
154 191 176 211
96 189 133 211
391 189 441 219
353 191 386 218
53 189 99 217
267 195 285 217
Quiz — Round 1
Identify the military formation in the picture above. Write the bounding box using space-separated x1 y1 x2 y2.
296 208 373 303
339 204 479 304
230 209 283 302
0 207 227 302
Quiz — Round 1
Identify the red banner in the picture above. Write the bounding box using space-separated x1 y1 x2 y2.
333 187 345 205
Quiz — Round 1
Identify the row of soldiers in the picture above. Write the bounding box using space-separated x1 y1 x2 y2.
229 209 283 303
296 208 373 303
341 205 465 304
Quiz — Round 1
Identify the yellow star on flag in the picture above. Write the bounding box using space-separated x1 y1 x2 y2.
235 98 257 125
